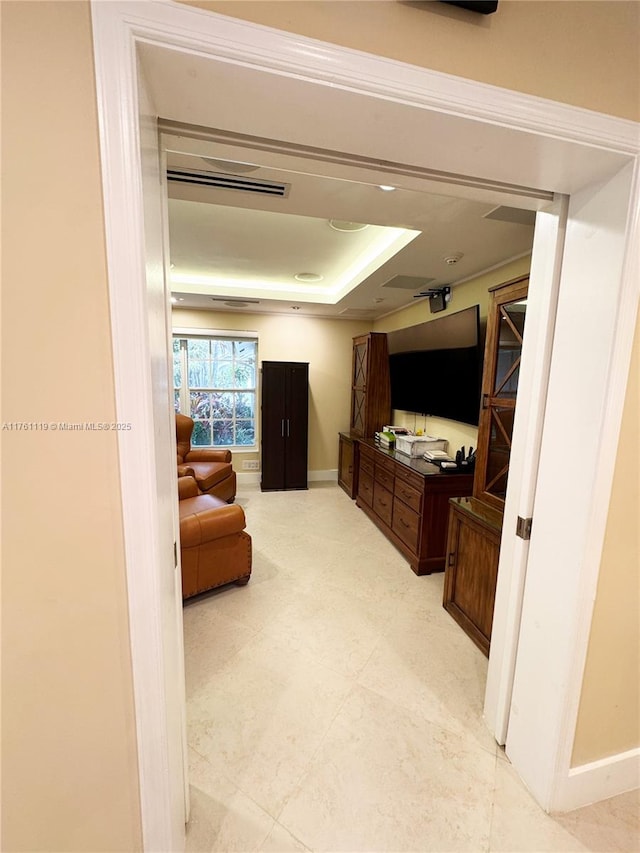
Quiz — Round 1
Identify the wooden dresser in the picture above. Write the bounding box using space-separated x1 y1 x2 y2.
355 439 473 575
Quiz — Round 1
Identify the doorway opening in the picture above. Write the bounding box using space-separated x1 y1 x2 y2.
161 122 543 808
90 3 639 844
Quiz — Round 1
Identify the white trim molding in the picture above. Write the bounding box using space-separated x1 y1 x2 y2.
308 469 339 483
237 470 338 486
554 748 640 814
129 1 639 154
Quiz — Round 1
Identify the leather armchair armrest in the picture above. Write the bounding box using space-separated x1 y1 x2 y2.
185 449 232 463
180 502 246 545
177 464 195 478
178 476 200 500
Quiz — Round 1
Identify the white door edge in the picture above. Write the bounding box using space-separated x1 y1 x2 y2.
505 160 640 810
484 196 569 743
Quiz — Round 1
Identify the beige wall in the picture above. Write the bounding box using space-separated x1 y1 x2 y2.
572 320 640 766
1 3 142 851
173 310 370 471
181 0 640 121
1 2 638 849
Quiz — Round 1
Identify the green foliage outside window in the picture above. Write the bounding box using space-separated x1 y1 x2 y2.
174 336 257 448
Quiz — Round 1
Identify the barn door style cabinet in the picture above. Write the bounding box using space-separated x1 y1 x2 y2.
350 332 390 439
443 276 529 656
473 276 529 509
339 333 390 499
261 361 309 491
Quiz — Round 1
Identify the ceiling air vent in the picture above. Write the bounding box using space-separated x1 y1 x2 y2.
210 297 260 305
382 275 436 291
483 205 536 226
167 168 290 198
338 307 376 317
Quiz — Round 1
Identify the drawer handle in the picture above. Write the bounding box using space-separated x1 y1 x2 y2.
401 519 409 527
448 552 456 567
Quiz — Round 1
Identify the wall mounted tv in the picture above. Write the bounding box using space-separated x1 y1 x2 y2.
387 304 482 426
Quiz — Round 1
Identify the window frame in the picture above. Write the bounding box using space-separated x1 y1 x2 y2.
172 327 259 452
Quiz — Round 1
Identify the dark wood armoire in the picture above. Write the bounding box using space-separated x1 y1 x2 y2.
260 361 309 491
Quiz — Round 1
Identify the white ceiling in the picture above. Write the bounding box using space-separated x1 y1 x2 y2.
167 148 535 320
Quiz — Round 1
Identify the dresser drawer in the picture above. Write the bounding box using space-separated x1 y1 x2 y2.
376 453 395 474
394 478 422 513
375 464 394 492
392 497 420 552
360 453 374 477
373 482 393 527
394 463 424 492
358 468 374 506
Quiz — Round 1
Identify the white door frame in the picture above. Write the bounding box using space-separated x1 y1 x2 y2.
484 196 568 743
91 2 640 848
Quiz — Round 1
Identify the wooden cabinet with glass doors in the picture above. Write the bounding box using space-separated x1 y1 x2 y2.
350 332 391 440
473 277 529 507
443 276 529 655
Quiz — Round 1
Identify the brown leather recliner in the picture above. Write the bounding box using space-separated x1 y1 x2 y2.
176 413 237 503
178 476 251 599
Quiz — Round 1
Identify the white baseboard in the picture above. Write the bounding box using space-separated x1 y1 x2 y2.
308 469 338 482
236 472 260 485
236 469 338 486
553 747 640 813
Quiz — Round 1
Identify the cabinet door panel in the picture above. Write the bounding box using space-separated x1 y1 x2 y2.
350 333 390 439
284 363 309 489
443 499 502 656
338 434 355 497
453 521 499 641
261 362 286 490
474 277 528 510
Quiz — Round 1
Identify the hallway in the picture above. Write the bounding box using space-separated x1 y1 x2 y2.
183 483 638 852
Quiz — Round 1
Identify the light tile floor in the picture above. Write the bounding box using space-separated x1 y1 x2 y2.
183 483 639 852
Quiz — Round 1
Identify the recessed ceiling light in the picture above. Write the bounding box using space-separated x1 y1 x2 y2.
295 272 324 282
378 185 396 192
328 220 369 232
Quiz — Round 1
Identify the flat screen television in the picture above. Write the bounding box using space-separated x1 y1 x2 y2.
387 304 482 426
